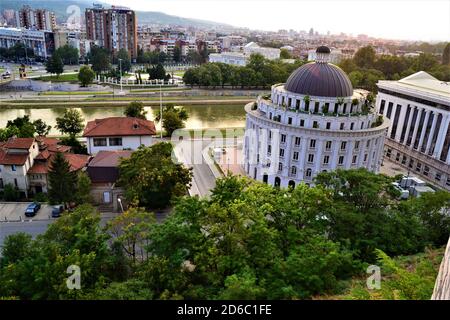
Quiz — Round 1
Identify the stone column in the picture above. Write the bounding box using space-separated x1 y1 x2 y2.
425 112 438 154
434 115 449 158
394 104 407 142
417 109 431 151
403 106 415 145
409 108 423 149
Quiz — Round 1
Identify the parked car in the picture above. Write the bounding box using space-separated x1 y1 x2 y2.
25 202 41 217
51 205 64 218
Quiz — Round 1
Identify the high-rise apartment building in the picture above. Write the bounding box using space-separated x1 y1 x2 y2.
14 5 56 31
85 5 138 61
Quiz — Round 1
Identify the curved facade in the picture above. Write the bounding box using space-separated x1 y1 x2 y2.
242 47 389 188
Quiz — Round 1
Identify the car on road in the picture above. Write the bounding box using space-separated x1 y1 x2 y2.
25 202 41 217
51 205 64 218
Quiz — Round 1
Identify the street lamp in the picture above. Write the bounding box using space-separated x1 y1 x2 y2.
117 197 124 213
118 58 124 94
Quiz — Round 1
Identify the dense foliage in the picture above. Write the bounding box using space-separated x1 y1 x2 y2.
154 103 189 136
339 45 450 91
183 53 304 88
1 170 448 300
124 101 147 119
78 66 96 87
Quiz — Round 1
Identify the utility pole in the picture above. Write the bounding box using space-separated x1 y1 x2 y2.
160 82 163 139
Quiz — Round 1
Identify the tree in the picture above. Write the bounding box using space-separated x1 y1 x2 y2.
45 54 64 77
60 136 88 154
33 119 51 136
353 46 376 69
56 109 84 137
0 233 32 267
173 45 182 63
76 171 92 204
182 68 199 87
5 115 35 138
124 101 147 119
442 43 450 65
148 63 166 80
54 44 79 65
2 183 20 201
116 49 131 73
89 45 111 74
154 104 189 136
48 152 78 205
118 142 193 209
280 48 291 59
78 65 95 87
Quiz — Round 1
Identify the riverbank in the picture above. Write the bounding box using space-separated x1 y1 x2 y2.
0 97 254 109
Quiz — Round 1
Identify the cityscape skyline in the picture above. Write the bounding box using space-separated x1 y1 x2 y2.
101 0 450 42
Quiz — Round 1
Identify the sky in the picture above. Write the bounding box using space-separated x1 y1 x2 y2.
100 0 450 42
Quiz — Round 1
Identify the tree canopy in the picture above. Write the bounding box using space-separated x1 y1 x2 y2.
55 109 84 137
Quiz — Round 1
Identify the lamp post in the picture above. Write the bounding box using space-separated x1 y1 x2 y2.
160 82 163 139
118 58 124 94
117 197 124 214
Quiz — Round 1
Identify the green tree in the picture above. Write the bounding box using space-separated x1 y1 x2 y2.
173 45 182 63
60 135 88 154
78 65 96 87
76 171 92 204
353 46 376 69
149 63 166 80
118 142 193 209
280 48 291 59
182 68 199 87
48 152 78 205
442 42 450 65
55 109 84 137
54 44 79 65
89 45 111 74
5 115 35 138
116 49 131 73
0 233 32 267
45 54 64 77
33 119 51 136
154 104 189 136
124 101 147 119
3 183 20 201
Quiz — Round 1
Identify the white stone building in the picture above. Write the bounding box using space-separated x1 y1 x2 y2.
208 52 248 66
83 117 156 155
243 46 389 188
376 71 450 191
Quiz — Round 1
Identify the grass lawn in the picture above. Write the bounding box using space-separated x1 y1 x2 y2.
173 71 185 77
36 73 79 82
130 87 191 93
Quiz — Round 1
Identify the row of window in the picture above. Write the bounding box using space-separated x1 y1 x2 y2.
268 112 369 130
272 95 359 114
273 136 372 152
93 137 123 147
264 152 368 168
386 149 450 187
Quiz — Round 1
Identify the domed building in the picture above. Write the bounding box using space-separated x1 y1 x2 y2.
243 46 390 188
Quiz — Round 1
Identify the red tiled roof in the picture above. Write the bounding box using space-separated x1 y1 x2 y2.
3 137 34 149
0 151 29 165
28 153 91 174
83 117 156 137
88 150 132 168
47 144 71 153
35 136 60 146
35 150 51 160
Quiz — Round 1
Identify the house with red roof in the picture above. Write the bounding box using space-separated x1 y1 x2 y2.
83 117 156 154
0 137 39 197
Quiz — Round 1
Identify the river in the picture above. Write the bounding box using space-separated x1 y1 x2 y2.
0 104 247 135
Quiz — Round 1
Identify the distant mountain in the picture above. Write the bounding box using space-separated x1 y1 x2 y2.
0 0 233 30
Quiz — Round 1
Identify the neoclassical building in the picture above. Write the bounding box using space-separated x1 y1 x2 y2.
243 46 390 188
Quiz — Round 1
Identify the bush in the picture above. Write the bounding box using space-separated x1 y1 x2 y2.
3 184 20 201
33 192 49 203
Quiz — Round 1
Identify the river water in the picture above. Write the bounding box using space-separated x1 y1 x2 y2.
0 104 247 135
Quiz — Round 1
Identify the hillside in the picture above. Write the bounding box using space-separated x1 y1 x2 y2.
0 0 233 30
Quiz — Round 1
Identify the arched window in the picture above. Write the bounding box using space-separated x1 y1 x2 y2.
306 168 312 178
263 174 268 184
288 180 295 189
253 167 257 179
274 177 281 188
291 166 297 175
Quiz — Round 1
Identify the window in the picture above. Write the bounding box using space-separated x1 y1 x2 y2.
267 145 271 155
354 141 360 150
109 137 123 146
386 148 392 158
306 168 312 178
395 153 400 161
446 178 450 187
0 178 3 188
14 178 18 188
310 139 316 149
350 123 354 130
435 173 441 181
341 141 347 150
293 151 299 161
323 155 330 164
281 134 286 143
279 148 285 158
366 140 370 148
11 165 16 171
313 121 319 128
401 155 407 164
326 122 331 129
325 141 332 150
352 155 357 164
338 156 344 165
340 123 344 130
415 163 422 172
291 166 297 175
269 131 272 139
361 122 364 129
278 162 283 172
93 138 107 146
308 154 314 163
300 119 305 127
364 154 368 162
288 117 292 125
343 103 347 113
423 166 430 176
294 137 301 146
